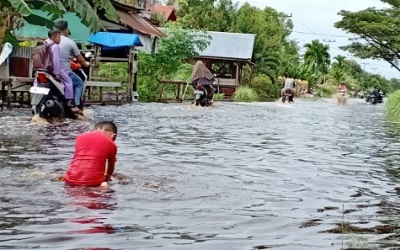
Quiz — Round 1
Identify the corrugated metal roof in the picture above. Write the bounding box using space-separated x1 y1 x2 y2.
159 29 256 61
118 11 166 37
198 31 255 61
151 4 176 21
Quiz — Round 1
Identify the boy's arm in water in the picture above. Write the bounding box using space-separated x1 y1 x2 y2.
106 160 115 179
105 147 117 180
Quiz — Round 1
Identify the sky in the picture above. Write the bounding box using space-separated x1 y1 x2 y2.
236 0 398 79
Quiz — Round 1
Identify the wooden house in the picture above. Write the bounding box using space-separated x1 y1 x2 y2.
1 0 166 107
194 31 256 96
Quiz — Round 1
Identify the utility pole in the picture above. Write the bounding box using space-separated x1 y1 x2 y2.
347 53 354 73
361 62 369 90
322 39 335 84
371 67 377 74
279 13 292 18
323 39 336 43
361 62 369 71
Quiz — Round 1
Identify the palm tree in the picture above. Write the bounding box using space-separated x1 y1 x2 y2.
332 55 346 71
328 55 348 85
0 0 120 50
303 40 331 75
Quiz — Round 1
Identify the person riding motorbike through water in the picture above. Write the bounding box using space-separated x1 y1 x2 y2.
281 74 296 103
371 86 379 98
191 60 215 105
338 81 347 91
39 28 75 111
55 20 90 114
44 28 72 85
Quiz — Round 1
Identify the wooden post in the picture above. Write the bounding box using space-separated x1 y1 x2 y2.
88 45 100 101
177 83 181 101
182 82 190 101
7 81 11 108
157 81 164 101
235 62 240 86
133 49 138 92
127 47 134 102
116 87 119 102
1 81 5 104
99 87 103 102
239 62 243 85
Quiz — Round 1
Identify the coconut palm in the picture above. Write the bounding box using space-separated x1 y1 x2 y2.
332 55 346 71
303 39 331 75
0 0 120 50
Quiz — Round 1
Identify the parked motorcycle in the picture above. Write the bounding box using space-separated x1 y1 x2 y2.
193 74 216 107
281 88 294 103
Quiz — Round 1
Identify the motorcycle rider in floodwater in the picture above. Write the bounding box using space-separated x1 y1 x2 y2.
191 60 215 105
338 81 347 91
281 74 296 103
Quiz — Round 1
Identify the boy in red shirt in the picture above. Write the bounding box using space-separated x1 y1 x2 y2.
64 121 118 187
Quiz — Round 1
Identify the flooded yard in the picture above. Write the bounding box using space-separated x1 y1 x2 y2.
0 99 399 249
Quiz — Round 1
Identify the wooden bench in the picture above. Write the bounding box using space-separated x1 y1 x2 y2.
0 77 34 108
84 81 122 103
157 80 191 102
212 78 238 97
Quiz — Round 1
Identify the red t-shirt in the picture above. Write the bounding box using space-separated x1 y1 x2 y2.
64 131 117 186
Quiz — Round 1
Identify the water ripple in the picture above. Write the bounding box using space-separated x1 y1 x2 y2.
0 99 399 249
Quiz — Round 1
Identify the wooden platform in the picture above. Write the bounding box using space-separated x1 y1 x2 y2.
0 77 34 109
157 80 191 102
84 80 122 103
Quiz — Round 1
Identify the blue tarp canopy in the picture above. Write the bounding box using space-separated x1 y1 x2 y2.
88 32 143 50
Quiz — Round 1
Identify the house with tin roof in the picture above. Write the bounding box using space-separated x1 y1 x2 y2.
196 31 256 96
159 28 255 96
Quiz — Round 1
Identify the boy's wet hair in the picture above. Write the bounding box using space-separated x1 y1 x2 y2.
48 28 61 38
93 121 117 133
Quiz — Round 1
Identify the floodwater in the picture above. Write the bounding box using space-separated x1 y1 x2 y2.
0 98 400 250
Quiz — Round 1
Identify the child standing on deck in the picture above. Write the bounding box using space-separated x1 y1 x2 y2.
64 121 118 187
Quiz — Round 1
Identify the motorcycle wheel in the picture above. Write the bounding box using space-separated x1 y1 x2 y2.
195 100 200 106
200 98 207 107
281 97 285 103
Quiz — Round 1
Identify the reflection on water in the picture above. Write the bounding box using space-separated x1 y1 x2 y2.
0 99 400 249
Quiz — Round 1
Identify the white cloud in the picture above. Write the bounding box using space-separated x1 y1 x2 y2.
235 0 398 78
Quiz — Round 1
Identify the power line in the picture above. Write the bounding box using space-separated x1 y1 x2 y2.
291 30 356 38
292 17 314 33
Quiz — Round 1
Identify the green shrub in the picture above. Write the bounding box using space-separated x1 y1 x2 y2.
213 93 225 101
137 76 159 101
168 63 193 81
315 83 337 97
385 90 400 121
241 73 281 98
233 86 258 102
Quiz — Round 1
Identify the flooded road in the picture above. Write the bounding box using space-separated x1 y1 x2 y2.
0 99 399 250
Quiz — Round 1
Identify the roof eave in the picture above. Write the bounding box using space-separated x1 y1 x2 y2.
195 56 253 63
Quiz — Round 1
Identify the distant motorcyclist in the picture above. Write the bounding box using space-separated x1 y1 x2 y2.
281 74 296 103
191 60 215 105
371 87 378 97
338 81 347 91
